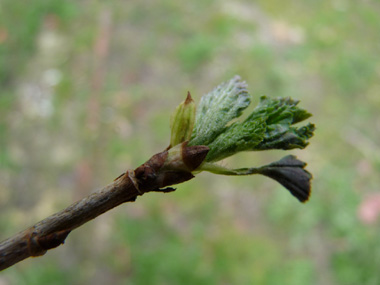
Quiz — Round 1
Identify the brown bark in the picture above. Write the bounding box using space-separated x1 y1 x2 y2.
0 143 209 271
0 172 138 271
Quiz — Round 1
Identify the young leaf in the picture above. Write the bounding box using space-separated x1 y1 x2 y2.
188 75 315 202
245 96 315 151
190 76 251 146
205 119 265 162
254 123 315 150
255 155 312 202
245 96 312 124
198 155 312 203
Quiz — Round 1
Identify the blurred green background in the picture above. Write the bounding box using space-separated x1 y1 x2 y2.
1 0 380 284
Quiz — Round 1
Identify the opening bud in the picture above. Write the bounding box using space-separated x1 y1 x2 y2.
169 92 196 148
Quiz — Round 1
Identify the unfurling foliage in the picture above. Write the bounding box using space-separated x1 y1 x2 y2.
171 76 315 202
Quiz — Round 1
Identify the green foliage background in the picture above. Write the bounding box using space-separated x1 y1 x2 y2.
1 0 380 284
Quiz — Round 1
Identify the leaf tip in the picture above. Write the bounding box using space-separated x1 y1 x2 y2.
185 91 193 105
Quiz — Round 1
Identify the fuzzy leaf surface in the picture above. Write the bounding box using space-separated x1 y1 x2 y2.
205 119 265 162
189 76 251 146
245 96 314 151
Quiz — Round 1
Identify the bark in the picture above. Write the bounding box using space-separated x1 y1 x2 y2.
0 143 209 271
0 172 138 271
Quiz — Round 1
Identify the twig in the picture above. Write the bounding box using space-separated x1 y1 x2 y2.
0 173 136 271
0 143 209 271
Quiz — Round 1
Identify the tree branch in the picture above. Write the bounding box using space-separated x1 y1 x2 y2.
0 143 210 271
0 172 139 271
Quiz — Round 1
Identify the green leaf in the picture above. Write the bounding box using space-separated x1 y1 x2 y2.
189 78 314 162
205 118 265 162
246 96 312 124
186 76 315 202
198 95 314 161
245 96 315 151
185 76 315 202
255 123 315 151
189 75 251 146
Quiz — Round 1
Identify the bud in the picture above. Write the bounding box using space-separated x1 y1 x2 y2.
164 141 209 173
132 142 209 192
169 92 196 148
181 142 209 171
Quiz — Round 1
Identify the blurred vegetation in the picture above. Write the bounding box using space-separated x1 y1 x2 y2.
1 0 380 284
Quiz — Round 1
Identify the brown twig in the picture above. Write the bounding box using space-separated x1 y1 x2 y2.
0 143 209 271
0 174 137 271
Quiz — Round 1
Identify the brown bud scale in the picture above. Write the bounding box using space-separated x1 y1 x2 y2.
181 142 209 171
